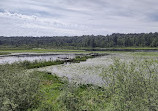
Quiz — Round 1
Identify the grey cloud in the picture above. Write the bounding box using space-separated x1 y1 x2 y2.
0 0 158 36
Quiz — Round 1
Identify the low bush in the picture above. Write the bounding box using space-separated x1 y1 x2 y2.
0 65 41 111
102 59 158 111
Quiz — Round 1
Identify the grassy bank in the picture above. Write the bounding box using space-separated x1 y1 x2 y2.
0 52 10 55
0 48 85 54
28 71 109 111
13 55 95 69
133 52 158 57
18 60 65 69
1 47 158 54
106 47 158 50
82 47 158 50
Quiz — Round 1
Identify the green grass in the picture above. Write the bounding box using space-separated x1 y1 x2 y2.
132 52 158 57
29 71 109 111
30 71 65 111
0 52 10 55
119 47 158 49
83 47 158 50
0 48 85 53
1 47 158 54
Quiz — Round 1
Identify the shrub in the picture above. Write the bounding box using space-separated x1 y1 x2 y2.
0 65 40 111
102 59 158 111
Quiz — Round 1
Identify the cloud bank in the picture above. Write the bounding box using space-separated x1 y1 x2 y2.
0 0 158 36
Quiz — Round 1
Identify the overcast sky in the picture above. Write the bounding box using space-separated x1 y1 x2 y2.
0 0 158 36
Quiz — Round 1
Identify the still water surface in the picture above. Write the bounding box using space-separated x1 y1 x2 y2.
0 54 76 64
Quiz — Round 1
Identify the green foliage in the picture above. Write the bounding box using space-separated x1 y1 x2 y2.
1 32 158 49
0 65 41 111
102 59 158 111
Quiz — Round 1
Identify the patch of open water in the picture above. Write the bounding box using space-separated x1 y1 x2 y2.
0 54 76 64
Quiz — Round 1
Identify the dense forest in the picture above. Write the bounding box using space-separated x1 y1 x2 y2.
0 32 158 49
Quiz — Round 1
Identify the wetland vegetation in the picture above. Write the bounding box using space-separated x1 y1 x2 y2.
0 33 158 111
1 54 158 111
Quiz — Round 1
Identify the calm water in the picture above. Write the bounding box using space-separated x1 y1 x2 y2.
0 54 76 64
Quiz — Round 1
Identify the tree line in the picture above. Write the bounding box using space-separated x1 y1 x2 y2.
0 32 158 49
